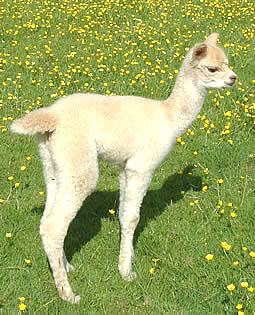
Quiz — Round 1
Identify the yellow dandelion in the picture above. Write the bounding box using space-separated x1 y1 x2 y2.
227 283 235 291
233 261 239 267
225 244 232 251
220 242 232 251
230 212 237 218
39 191 44 196
218 179 224 184
19 297 25 303
205 254 214 261
236 304 243 310
19 303 26 311
5 233 12 238
248 287 254 292
249 251 255 257
109 209 115 215
20 166 26 171
24 259 31 264
149 267 155 274
152 258 160 262
15 182 20 188
8 176 14 181
241 282 248 288
202 185 208 192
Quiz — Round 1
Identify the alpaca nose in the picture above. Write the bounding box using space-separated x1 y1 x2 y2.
228 73 237 86
230 74 237 82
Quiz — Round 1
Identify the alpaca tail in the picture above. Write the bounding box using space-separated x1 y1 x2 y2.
11 109 57 136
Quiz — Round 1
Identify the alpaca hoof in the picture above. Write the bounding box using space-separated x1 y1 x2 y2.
73 295 80 304
122 271 136 281
60 293 80 304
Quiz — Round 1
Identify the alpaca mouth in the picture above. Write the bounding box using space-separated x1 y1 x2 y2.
224 81 235 87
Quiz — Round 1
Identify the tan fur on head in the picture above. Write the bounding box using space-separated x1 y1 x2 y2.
187 32 237 89
205 32 219 45
192 44 208 66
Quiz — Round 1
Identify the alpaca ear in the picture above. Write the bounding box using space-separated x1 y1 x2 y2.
205 32 219 45
192 43 207 64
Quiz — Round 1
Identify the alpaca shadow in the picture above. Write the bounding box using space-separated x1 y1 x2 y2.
64 165 202 261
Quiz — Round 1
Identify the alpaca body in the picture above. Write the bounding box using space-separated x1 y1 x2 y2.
11 33 236 303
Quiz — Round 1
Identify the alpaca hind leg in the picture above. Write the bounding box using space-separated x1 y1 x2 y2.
38 134 74 273
40 141 98 303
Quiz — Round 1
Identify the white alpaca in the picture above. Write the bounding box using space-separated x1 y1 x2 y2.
11 33 236 303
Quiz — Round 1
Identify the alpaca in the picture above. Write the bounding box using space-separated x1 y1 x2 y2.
11 33 236 303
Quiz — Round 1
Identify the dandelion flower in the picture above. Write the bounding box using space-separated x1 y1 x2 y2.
19 297 25 303
227 283 235 291
152 258 160 262
5 233 12 238
225 244 232 251
15 182 20 188
248 287 254 292
218 179 224 184
39 192 44 196
204 168 209 175
205 254 214 261
242 247 248 251
24 259 31 264
149 267 155 274
241 282 248 288
109 209 115 215
202 185 208 192
221 242 232 251
20 166 26 171
249 251 255 257
19 303 26 311
233 261 239 267
236 304 243 310
8 176 14 181
230 212 237 218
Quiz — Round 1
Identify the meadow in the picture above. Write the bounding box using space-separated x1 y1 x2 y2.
0 0 255 313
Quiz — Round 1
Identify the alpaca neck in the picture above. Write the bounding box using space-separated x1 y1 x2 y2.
164 61 208 135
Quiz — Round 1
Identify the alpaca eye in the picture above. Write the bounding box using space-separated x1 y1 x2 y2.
207 67 217 73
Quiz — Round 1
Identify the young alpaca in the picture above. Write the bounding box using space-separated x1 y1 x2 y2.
11 33 236 303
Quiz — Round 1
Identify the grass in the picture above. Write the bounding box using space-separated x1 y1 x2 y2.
0 0 255 313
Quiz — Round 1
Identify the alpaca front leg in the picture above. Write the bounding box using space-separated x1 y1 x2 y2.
119 215 139 281
118 169 152 281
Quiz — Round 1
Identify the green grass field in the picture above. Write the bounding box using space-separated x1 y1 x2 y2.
0 0 255 313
